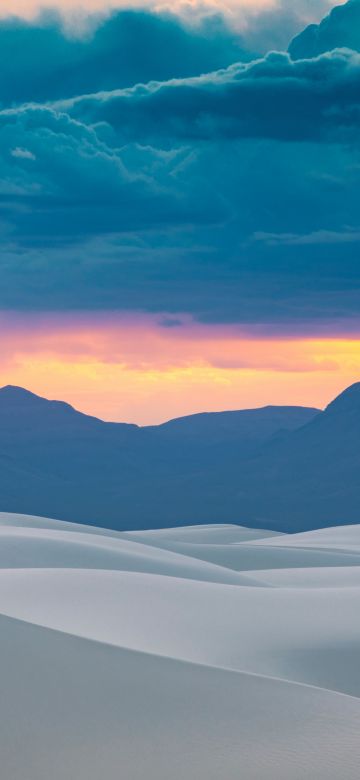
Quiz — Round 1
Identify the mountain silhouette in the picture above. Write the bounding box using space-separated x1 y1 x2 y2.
0 382 359 532
228 381 360 531
325 381 360 414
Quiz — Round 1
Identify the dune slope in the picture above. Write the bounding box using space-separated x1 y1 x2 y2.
1 512 360 779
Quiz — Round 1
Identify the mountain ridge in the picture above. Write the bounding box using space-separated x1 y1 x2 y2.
0 383 320 429
0 382 358 533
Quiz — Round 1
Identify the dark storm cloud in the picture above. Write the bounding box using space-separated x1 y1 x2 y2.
0 1 359 331
0 104 224 243
63 48 360 145
289 0 360 59
0 123 359 327
0 9 254 105
0 0 336 107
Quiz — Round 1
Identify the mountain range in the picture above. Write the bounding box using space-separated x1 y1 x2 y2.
0 382 358 532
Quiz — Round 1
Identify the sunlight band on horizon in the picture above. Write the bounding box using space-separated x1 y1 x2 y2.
1 313 359 423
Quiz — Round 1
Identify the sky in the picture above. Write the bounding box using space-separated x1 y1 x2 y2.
0 0 340 21
0 0 359 423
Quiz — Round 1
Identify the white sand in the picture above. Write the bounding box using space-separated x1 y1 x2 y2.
1 512 360 779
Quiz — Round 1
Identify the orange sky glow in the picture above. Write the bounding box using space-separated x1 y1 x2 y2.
1 313 359 423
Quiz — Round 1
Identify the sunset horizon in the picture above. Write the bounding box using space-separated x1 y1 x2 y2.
1 359 358 424
1 310 360 423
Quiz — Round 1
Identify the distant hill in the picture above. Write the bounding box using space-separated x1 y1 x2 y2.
153 406 318 444
0 384 320 530
123 382 360 532
1 381 360 532
225 381 360 532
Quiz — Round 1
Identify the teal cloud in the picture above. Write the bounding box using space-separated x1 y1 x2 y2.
0 10 253 105
0 1 359 331
290 0 360 58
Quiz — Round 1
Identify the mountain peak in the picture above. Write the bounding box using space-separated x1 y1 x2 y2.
0 385 137 430
325 382 360 415
0 385 45 403
0 385 81 416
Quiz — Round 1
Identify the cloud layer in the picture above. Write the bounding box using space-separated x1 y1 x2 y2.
62 48 360 144
0 10 254 104
0 0 340 27
289 0 360 58
0 1 359 335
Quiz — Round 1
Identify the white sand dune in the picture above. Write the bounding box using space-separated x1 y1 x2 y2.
0 525 259 585
3 614 360 780
1 512 360 778
0 567 360 695
254 565 360 588
251 523 360 550
123 537 360 571
123 522 283 544
0 511 126 538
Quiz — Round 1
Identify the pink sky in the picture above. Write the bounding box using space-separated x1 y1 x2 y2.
0 312 359 423
0 0 280 18
0 0 341 27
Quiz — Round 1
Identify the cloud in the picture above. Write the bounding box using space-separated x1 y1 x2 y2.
0 0 276 20
0 9 256 105
0 309 358 371
0 0 340 30
0 2 345 109
11 146 36 160
0 91 360 326
232 0 347 52
289 0 360 59
0 104 223 247
0 1 358 334
252 229 360 245
61 48 360 145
